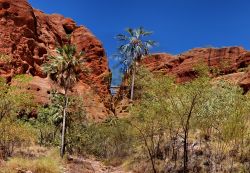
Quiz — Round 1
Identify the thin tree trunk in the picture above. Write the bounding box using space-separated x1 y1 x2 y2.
183 130 188 173
183 94 197 173
143 132 157 173
132 124 157 173
130 66 136 101
60 89 68 158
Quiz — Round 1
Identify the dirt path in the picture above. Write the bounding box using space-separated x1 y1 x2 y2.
65 156 133 173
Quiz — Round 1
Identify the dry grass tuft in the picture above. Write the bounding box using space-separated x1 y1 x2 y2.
0 148 62 173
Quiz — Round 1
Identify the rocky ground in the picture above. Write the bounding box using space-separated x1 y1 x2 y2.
65 156 132 173
0 146 133 173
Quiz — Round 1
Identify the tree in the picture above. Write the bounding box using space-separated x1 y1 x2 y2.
171 77 210 172
129 67 174 173
0 75 34 122
197 81 250 171
42 44 85 157
131 65 250 172
35 91 64 146
0 76 36 160
80 117 133 159
35 90 87 153
116 27 156 100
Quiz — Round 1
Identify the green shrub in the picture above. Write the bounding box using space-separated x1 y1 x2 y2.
0 53 12 64
80 117 133 159
128 67 250 172
0 76 36 159
31 91 87 153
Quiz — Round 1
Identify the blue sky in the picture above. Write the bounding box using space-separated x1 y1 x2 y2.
28 0 250 84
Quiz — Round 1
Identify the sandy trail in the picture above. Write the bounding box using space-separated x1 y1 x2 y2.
65 156 133 173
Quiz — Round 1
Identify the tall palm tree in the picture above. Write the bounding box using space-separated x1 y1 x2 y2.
42 44 84 157
116 27 156 101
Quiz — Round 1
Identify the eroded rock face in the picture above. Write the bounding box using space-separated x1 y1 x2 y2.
115 47 250 117
0 0 112 120
142 47 250 87
116 47 250 109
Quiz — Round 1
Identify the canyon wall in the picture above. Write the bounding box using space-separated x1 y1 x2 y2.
0 0 112 120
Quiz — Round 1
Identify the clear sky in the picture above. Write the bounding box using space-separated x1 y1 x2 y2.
28 0 250 84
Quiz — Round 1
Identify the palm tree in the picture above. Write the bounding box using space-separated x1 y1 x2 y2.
42 44 84 157
116 27 156 101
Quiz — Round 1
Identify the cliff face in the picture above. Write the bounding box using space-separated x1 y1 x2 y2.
0 0 112 120
115 47 250 116
142 47 250 91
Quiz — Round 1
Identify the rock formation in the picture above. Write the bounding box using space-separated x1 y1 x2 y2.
142 47 250 90
115 47 250 116
1 0 250 120
0 0 112 120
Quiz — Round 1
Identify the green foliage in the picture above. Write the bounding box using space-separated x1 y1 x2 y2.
12 74 32 83
34 99 62 146
0 76 37 159
0 76 35 117
0 76 35 120
80 117 133 158
128 66 250 172
31 91 87 152
115 27 157 100
0 119 35 159
0 149 62 173
115 27 156 72
42 43 88 157
69 66 249 172
42 44 85 90
66 95 87 153
0 53 12 64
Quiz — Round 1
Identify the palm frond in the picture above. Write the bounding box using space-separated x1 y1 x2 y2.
42 44 87 90
126 28 134 37
115 27 156 71
145 40 157 48
116 34 129 41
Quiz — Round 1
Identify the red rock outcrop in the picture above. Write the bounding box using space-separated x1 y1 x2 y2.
143 47 250 83
0 0 112 120
142 47 250 87
115 47 250 116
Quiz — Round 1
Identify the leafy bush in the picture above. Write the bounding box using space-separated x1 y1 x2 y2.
128 67 250 172
0 53 12 64
0 76 36 160
80 117 133 159
0 120 35 159
31 91 86 153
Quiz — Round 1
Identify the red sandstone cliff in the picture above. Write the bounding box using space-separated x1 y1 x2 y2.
0 0 112 120
142 47 250 91
115 47 250 116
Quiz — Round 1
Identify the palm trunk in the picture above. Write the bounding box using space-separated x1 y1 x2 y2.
60 89 68 158
130 65 136 101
